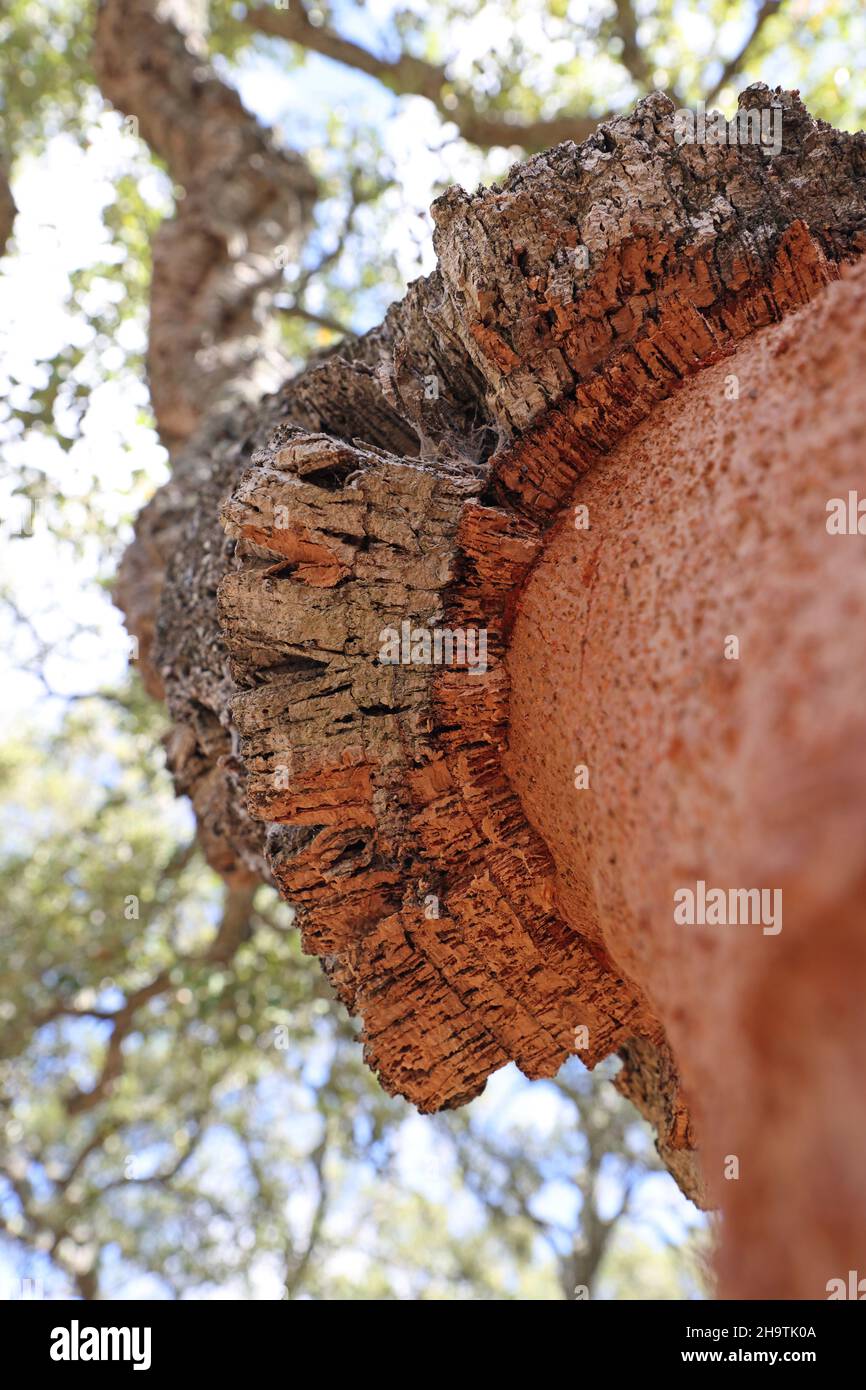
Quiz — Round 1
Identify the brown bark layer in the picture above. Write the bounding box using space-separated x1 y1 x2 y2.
119 87 866 1212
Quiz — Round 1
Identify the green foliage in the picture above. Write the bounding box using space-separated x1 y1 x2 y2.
0 0 95 165
0 699 702 1299
6 171 160 457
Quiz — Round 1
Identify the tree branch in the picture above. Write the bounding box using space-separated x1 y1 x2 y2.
614 0 652 87
92 0 317 455
243 2 602 151
206 881 258 963
705 0 786 106
0 164 16 256
63 878 257 1114
65 972 172 1116
276 168 373 339
283 1132 330 1298
279 303 351 336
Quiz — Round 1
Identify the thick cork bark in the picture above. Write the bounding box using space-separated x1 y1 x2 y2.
120 88 866 1231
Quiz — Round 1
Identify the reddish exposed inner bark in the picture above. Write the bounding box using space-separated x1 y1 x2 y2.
506 258 866 1299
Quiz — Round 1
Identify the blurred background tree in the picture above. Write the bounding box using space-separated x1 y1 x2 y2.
1 0 860 1298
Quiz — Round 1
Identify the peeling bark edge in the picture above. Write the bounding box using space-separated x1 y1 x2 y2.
121 87 866 1198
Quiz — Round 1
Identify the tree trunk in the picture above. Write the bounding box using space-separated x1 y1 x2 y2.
118 85 866 1293
93 0 316 456
0 166 16 255
98 0 316 883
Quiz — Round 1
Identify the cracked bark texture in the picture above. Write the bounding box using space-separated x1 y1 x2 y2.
117 86 866 1213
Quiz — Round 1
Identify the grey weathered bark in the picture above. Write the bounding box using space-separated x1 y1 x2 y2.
117 86 866 1199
